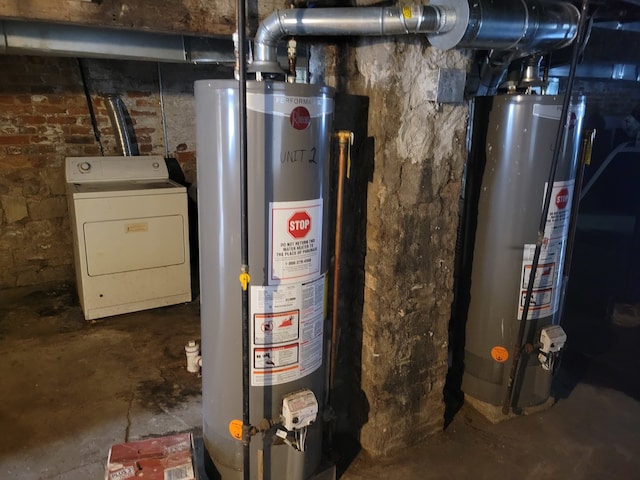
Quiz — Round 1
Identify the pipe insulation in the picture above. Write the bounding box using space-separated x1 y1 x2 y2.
252 0 580 75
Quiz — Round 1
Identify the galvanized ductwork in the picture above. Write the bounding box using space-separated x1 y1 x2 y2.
0 20 235 63
432 0 579 53
1 0 580 72
252 0 580 76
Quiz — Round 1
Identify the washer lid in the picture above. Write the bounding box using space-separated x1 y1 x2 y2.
69 179 186 198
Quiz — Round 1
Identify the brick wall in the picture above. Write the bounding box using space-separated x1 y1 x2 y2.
0 55 228 289
1 57 92 287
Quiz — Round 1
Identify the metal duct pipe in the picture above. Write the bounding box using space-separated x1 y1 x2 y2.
451 0 580 55
0 20 235 64
252 0 580 76
252 3 460 74
103 95 138 156
472 0 580 95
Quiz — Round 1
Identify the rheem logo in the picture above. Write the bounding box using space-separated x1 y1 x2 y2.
288 211 311 239
290 107 311 130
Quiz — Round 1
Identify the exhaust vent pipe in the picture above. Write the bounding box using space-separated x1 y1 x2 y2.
252 0 580 76
448 0 580 54
252 2 461 74
103 95 138 156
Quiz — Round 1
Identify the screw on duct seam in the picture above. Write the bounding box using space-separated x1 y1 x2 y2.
185 340 202 373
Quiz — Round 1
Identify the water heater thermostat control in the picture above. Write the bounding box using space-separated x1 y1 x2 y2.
538 325 567 370
281 389 318 431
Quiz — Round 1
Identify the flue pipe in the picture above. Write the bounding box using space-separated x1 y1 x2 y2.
252 0 580 76
252 4 459 74
447 0 580 55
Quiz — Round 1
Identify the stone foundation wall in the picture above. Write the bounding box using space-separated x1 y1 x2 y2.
327 39 471 455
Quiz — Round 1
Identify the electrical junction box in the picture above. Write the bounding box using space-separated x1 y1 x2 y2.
282 389 318 431
423 68 466 104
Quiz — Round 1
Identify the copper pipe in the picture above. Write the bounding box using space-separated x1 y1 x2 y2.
330 131 351 395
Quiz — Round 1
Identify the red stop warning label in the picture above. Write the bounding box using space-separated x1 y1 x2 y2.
288 211 311 239
555 188 569 209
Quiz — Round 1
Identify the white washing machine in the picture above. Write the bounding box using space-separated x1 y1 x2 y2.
65 155 191 320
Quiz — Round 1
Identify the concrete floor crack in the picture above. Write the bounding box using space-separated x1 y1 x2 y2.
125 391 135 442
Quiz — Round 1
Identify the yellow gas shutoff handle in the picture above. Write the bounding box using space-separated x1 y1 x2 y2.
239 272 251 291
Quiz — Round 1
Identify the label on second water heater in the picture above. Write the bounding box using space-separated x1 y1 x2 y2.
517 180 574 320
250 275 325 386
269 199 323 285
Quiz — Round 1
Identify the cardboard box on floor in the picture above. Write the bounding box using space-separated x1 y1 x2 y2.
106 432 196 480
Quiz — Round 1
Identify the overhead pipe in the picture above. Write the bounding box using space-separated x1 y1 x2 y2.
459 0 581 93
252 0 580 76
0 20 235 64
442 0 580 54
251 2 460 74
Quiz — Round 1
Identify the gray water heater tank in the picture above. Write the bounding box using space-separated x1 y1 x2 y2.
463 94 585 408
195 80 334 480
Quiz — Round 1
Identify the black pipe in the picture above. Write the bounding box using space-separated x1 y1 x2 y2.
558 129 595 320
236 0 251 478
502 0 591 415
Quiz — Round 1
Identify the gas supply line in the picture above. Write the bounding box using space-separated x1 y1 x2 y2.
329 130 353 402
235 0 251 479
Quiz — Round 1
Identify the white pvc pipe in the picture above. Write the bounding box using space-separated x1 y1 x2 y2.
185 340 202 374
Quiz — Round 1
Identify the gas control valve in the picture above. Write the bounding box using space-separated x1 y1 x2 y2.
281 389 318 431
538 325 567 371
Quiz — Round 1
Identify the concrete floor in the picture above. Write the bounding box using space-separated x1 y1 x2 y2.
0 285 203 479
1 254 640 480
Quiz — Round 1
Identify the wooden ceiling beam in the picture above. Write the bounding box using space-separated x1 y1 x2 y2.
0 0 276 37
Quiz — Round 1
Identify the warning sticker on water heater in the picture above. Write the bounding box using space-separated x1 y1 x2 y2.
250 274 325 386
544 180 574 242
517 180 574 320
269 199 323 285
518 244 560 320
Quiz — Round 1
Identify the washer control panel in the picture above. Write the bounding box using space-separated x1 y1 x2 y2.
65 156 168 183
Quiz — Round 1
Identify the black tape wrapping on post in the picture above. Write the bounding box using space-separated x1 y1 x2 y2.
502 0 591 415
